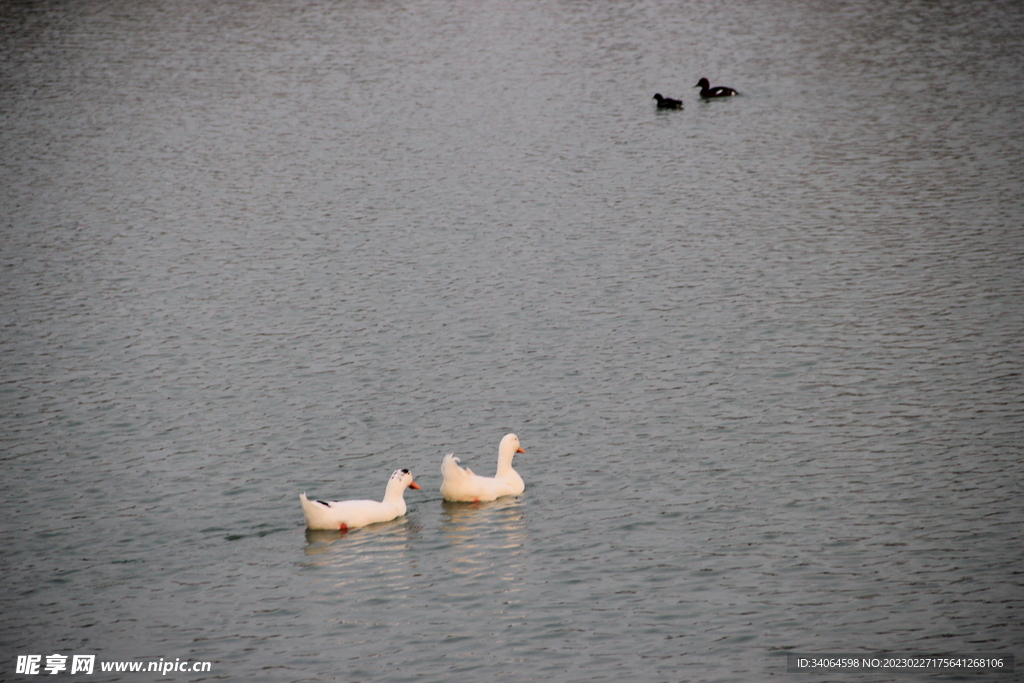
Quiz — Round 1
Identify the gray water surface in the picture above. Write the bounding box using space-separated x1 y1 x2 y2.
2 0 1023 681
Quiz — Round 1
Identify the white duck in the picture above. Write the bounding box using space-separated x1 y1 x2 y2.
440 433 526 503
300 468 421 531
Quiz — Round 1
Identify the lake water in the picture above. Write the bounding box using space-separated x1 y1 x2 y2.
2 0 1022 681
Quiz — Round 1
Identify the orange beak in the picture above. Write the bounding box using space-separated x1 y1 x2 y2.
517 447 525 453
409 481 421 490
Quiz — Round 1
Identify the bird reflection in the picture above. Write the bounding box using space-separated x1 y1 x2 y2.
440 498 527 581
301 517 414 560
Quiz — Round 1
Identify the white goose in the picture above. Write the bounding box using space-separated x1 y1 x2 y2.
440 433 526 503
300 468 421 531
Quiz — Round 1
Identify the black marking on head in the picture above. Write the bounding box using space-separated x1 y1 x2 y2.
316 500 331 507
401 468 410 474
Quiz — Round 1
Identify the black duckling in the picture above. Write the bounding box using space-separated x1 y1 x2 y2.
695 77 738 98
653 93 684 109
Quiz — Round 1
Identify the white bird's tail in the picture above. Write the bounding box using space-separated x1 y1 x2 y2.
441 453 474 479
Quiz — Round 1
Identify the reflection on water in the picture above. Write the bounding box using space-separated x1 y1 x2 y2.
303 519 415 555
441 497 526 536
303 528 349 556
300 519 415 584
441 499 528 583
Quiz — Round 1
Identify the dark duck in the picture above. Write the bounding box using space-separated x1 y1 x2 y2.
695 77 738 98
652 93 684 109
